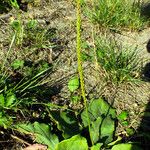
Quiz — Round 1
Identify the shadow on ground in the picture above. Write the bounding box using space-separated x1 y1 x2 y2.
141 2 150 19
142 62 150 81
131 101 150 150
142 39 150 81
136 38 150 149
0 1 11 13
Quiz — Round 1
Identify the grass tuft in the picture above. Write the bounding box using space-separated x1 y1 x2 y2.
83 0 147 30
83 36 142 85
96 37 142 85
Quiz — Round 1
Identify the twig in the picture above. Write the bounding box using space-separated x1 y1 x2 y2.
11 134 31 146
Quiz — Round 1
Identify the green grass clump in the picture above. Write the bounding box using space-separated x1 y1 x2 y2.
84 0 146 30
81 37 141 85
95 37 141 84
10 19 53 48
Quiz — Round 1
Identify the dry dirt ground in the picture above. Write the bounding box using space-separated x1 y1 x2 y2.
0 0 150 149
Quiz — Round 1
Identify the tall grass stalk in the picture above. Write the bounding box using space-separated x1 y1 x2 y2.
0 34 16 94
1 33 16 72
76 0 93 145
13 67 52 93
90 0 99 71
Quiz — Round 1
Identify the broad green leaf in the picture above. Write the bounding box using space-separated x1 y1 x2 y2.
55 135 88 150
0 94 5 107
81 98 116 127
111 143 142 150
17 123 34 134
17 122 59 150
11 59 24 70
117 111 128 121
81 98 116 144
0 116 10 128
91 143 103 150
34 122 59 150
100 116 115 144
68 77 79 92
91 117 102 143
90 116 115 144
5 93 16 107
50 111 80 139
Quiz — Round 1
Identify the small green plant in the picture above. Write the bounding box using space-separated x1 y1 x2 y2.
27 19 38 29
117 111 136 136
68 76 81 104
8 0 24 47
118 110 129 126
68 76 80 92
11 59 24 70
83 0 147 30
10 19 24 46
0 92 17 128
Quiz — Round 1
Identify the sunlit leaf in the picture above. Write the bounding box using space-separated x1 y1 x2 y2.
11 59 24 70
6 92 16 107
81 98 116 127
68 77 79 92
81 98 116 144
55 135 88 150
27 20 38 29
117 111 128 121
111 143 142 150
91 143 103 150
17 122 59 150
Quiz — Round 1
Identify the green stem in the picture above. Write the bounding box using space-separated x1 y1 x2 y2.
76 0 93 145
1 33 16 72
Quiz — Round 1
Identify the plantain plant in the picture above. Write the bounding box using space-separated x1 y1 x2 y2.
13 1 142 150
